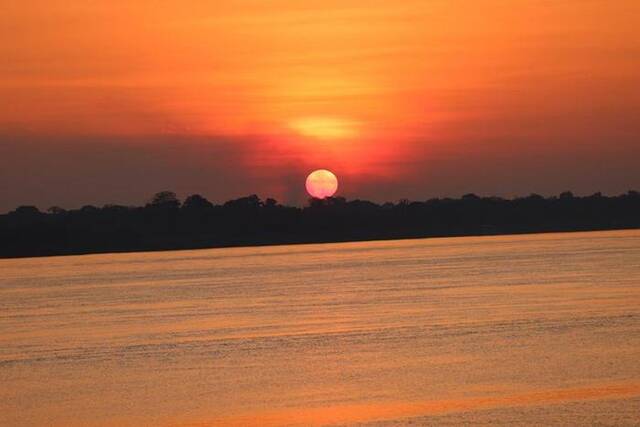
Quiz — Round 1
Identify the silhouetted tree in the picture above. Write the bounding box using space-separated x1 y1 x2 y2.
224 195 262 209
559 191 574 199
47 206 66 215
183 194 213 210
326 196 346 206
308 197 325 208
149 191 180 208
264 198 278 208
9 206 41 218
80 205 99 213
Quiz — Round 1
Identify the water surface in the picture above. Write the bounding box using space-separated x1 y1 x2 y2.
1 230 639 426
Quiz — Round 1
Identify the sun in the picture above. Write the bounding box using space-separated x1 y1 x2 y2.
305 169 338 199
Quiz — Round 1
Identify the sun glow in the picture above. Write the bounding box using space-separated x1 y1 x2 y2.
2 0 638 206
290 117 359 140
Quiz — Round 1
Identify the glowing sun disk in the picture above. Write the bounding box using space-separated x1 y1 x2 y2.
306 169 338 199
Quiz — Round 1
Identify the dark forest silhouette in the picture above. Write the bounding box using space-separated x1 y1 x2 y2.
2 190 639 258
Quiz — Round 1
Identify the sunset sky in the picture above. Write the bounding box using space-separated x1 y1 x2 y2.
1 0 639 211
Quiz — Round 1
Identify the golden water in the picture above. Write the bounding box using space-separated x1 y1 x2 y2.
1 230 639 426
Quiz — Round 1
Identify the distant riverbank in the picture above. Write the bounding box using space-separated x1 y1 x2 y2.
2 191 639 258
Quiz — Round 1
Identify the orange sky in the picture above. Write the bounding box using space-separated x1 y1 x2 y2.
1 1 639 210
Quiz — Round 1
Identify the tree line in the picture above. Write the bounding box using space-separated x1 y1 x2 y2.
1 190 639 258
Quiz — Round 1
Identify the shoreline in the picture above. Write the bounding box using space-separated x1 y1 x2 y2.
2 226 637 260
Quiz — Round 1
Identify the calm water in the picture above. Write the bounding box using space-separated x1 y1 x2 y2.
1 230 640 426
